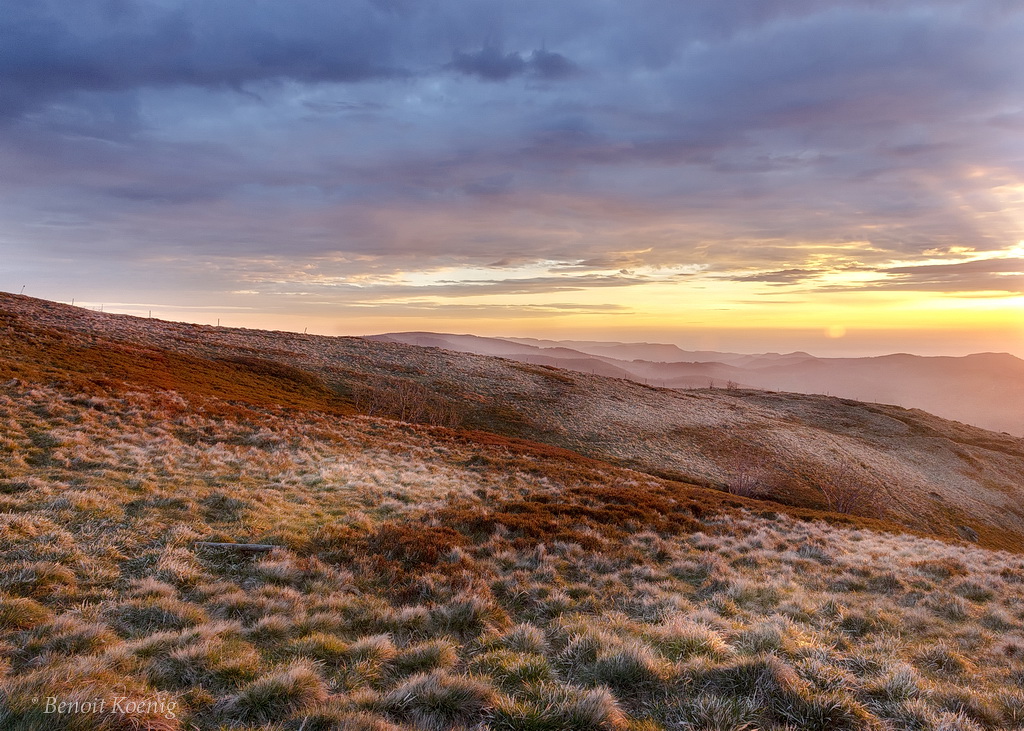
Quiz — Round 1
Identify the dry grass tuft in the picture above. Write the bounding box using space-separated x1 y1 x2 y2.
217 660 328 724
0 594 52 629
382 670 496 729
490 683 629 730
393 639 459 676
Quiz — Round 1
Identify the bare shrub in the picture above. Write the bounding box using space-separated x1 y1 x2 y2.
814 459 884 516
352 377 461 428
724 458 773 498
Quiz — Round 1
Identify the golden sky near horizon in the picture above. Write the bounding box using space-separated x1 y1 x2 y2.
3 2 1024 357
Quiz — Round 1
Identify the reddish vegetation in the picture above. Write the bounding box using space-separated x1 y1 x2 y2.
364 523 468 568
438 477 931 555
0 316 352 414
0 324 959 553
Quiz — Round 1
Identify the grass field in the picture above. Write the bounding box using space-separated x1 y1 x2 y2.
3 377 1024 730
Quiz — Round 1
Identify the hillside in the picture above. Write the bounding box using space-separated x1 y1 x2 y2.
375 332 1024 436
4 293 1024 552
5 293 1024 729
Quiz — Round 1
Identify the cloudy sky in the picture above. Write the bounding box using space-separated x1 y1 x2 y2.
3 0 1024 355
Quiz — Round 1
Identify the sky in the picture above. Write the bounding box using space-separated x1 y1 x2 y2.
2 0 1024 357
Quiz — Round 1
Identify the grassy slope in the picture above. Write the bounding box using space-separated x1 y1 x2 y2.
3 362 1024 728
3 292 1024 551
4 295 1024 728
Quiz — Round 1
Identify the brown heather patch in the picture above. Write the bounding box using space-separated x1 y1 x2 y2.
510 362 578 384
437 484 703 547
364 523 468 569
442 431 933 547
0 318 353 415
452 429 630 474
913 557 970 580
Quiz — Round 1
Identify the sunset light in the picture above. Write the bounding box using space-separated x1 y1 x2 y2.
2 1 1024 357
6 5 1024 727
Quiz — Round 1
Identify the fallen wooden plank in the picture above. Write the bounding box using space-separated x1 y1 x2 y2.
195 541 279 553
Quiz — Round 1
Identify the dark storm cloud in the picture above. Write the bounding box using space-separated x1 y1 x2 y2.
0 1 425 123
448 47 576 81
448 48 526 81
0 0 583 118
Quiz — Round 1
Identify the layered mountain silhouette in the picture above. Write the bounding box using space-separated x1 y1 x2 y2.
371 332 1024 436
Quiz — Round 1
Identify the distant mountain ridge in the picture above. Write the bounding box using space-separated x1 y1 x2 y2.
371 332 1024 436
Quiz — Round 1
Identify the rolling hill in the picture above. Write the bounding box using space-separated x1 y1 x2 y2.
374 332 1024 436
3 293 1024 551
